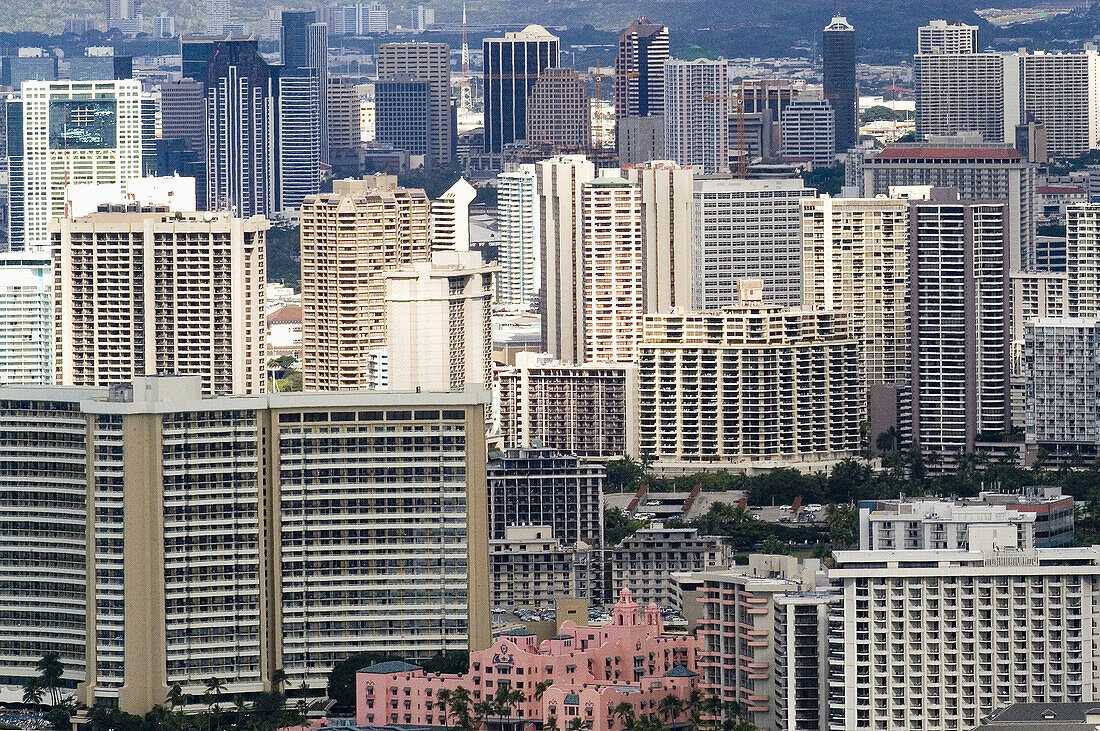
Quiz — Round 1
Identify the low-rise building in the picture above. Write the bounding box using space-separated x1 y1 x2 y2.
356 588 701 728
612 526 730 606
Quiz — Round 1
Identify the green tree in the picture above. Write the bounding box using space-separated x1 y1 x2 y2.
761 535 788 555
658 695 685 723
606 457 645 492
203 676 226 715
825 504 858 549
613 702 637 731
36 653 64 706
22 677 43 707
166 682 184 711
605 507 648 546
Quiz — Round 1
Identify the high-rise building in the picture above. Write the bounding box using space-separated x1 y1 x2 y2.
487 448 605 546
482 26 560 153
202 39 276 217
918 19 979 54
498 351 639 458
429 178 476 252
822 16 857 153
154 13 175 38
384 251 496 392
779 96 836 166
107 0 142 33
663 59 729 174
0 253 51 384
205 0 229 34
526 67 591 150
1 50 57 89
617 115 665 166
327 76 362 152
801 194 911 388
374 77 431 159
158 79 206 205
51 207 268 395
1012 270 1068 343
581 175 644 363
538 154 596 363
622 160 694 313
377 43 452 166
908 190 1011 462
276 12 329 210
1067 204 1100 317
299 176 430 391
496 165 540 308
69 51 134 81
639 282 864 470
914 52 1021 144
690 177 816 309
614 18 669 121
6 80 143 251
1021 50 1100 159
0 377 490 710
1026 317 1100 460
863 141 1036 270
828 544 1100 730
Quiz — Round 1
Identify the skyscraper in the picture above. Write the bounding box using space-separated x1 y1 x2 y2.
822 15 857 153
377 43 452 166
538 155 596 363
0 253 51 384
51 208 267 395
158 79 207 207
202 39 276 217
1066 203 1100 318
526 67 591 150
205 0 229 34
496 165 540 308
581 175 644 363
482 26 560 153
1021 50 1100 159
918 19 979 54
429 178 476 252
374 78 432 159
614 18 669 121
6 80 143 251
914 51 1020 143
299 177 430 391
779 95 836 166
327 76 361 152
908 189 1011 463
276 12 328 211
664 59 729 174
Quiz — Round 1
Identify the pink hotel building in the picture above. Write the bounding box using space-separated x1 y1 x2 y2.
356 589 701 730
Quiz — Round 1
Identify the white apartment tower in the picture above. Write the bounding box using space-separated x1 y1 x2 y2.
496 165 540 309
1025 317 1100 457
622 160 694 313
1021 50 1100 159
801 194 910 387
663 59 729 174
908 191 1011 461
0 254 52 384
581 176 645 363
1066 203 1100 318
384 251 496 392
914 52 1021 144
918 20 979 55
430 178 476 252
299 176 430 391
538 155 596 363
691 177 816 309
51 208 268 396
12 80 143 250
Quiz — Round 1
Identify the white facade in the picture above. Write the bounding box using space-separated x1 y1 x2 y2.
430 177 476 252
918 20 979 54
859 499 1039 551
64 176 197 218
0 254 52 385
17 80 143 250
1025 317 1100 453
663 59 729 174
496 165 540 308
828 546 1100 731
1067 203 1100 318
384 251 496 392
780 97 836 166
914 52 1021 144
51 209 268 396
581 176 644 363
622 160 694 313
801 195 910 387
611 527 730 606
1021 50 1100 159
691 177 815 309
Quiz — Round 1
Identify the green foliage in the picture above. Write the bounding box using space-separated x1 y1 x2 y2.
604 507 648 546
825 504 858 549
860 105 913 123
1048 147 1100 175
398 164 464 200
266 225 301 290
606 457 645 493
802 165 845 196
761 535 788 555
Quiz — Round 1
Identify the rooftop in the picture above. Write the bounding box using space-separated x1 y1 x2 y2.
873 146 1023 161
360 661 423 674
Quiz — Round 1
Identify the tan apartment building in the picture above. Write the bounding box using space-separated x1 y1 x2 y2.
300 176 430 390
51 206 268 395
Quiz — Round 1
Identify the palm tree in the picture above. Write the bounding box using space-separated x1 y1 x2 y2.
543 716 559 731
272 668 288 695
658 696 685 724
634 715 666 731
166 682 184 711
875 427 898 455
204 677 226 715
36 653 64 706
534 681 551 702
566 718 586 731
22 678 44 708
613 702 637 731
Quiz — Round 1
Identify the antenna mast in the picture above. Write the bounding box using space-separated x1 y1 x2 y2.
460 3 471 111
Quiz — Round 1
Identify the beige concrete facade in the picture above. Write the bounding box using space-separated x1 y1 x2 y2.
300 176 430 390
51 208 268 395
622 160 694 314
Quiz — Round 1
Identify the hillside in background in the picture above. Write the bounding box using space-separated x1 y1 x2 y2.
0 0 1083 58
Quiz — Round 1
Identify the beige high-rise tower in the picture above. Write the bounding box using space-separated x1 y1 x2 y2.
300 176 430 390
377 43 452 166
621 160 693 314
51 207 268 395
